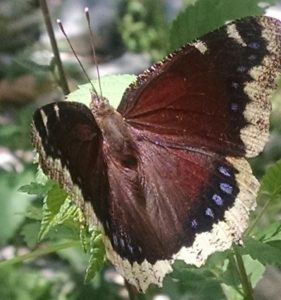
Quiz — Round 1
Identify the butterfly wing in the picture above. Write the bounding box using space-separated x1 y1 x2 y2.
118 16 281 157
106 16 281 290
101 128 258 291
31 101 110 224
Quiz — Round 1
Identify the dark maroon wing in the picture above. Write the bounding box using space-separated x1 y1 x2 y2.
101 127 258 291
31 102 110 224
117 16 281 157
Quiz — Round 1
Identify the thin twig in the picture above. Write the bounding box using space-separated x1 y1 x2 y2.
39 0 70 95
0 241 80 268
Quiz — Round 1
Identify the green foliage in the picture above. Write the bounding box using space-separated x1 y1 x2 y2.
67 74 136 108
170 0 279 50
119 0 169 61
0 104 35 150
242 238 281 266
0 167 35 245
84 231 106 283
260 158 281 199
17 171 106 281
165 261 225 299
256 222 281 243
19 180 54 196
0 266 54 300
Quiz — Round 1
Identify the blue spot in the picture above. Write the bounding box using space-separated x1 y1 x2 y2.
191 219 198 229
231 102 239 111
248 54 257 61
113 235 118 247
218 166 231 177
205 207 214 218
220 183 233 195
249 41 260 49
237 65 246 73
128 245 134 254
212 194 224 206
120 238 125 249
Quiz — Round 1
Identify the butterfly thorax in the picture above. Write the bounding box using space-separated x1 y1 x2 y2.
90 93 139 168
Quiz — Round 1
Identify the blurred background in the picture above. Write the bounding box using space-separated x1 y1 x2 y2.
0 0 281 299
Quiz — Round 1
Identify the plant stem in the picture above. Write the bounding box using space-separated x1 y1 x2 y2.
39 0 70 95
233 246 254 300
125 280 146 300
0 241 80 268
245 195 272 237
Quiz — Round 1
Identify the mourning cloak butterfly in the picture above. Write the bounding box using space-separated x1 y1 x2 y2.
31 16 281 291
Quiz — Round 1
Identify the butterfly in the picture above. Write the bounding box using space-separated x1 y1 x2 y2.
31 16 281 292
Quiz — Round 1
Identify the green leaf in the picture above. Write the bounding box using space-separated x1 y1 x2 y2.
24 205 43 221
256 221 281 242
67 74 136 109
38 184 68 240
84 231 106 283
242 255 265 288
0 168 34 245
35 167 49 185
165 261 225 299
170 0 278 50
260 159 281 198
21 222 41 248
242 238 281 266
19 180 54 196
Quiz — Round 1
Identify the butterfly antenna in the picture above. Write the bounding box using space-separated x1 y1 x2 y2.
84 7 103 97
57 19 99 97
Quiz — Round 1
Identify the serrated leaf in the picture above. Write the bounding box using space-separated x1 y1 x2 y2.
21 222 41 247
19 180 54 196
39 184 68 240
260 159 281 198
170 0 278 50
25 205 42 221
242 238 281 266
67 74 136 109
35 167 49 184
39 198 79 240
77 209 90 252
84 231 106 283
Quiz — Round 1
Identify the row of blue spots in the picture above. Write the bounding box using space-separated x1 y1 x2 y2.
230 40 261 112
190 165 234 229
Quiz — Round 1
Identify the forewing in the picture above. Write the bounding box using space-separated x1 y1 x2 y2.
31 101 109 224
118 16 281 157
